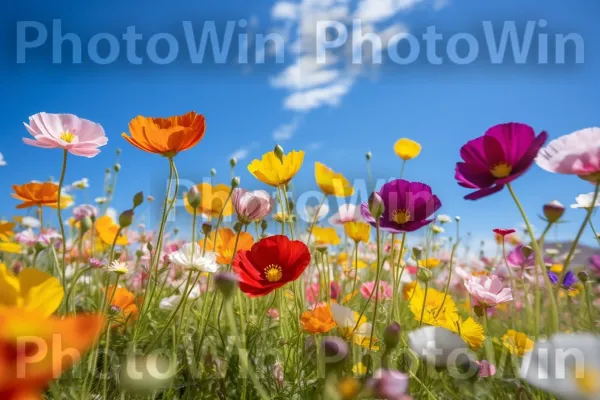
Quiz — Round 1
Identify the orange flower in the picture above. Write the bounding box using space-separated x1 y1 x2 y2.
300 303 336 334
0 308 104 399
11 182 63 209
204 228 254 264
121 111 206 157
95 215 128 246
183 183 233 218
105 286 139 327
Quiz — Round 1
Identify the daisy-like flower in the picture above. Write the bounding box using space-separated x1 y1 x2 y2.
536 128 600 183
437 214 452 224
23 112 108 157
502 329 534 356
71 178 90 189
571 192 600 209
95 197 108 205
464 274 513 309
72 204 98 221
169 243 219 273
108 260 129 275
19 216 41 229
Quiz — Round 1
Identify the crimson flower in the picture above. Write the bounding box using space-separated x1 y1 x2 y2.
232 235 311 297
493 228 516 237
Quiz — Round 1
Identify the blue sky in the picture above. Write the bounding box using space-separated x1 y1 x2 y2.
1 0 599 250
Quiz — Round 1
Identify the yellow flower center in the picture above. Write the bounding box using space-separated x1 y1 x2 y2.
264 264 283 282
575 366 600 394
391 209 411 224
60 131 76 143
490 162 512 178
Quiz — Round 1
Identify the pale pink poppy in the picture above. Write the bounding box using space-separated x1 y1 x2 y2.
267 308 280 320
23 112 108 157
536 128 600 182
464 275 513 308
232 188 274 223
328 204 362 225
360 280 393 300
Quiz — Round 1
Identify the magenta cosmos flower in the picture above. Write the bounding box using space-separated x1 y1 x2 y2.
464 275 513 309
456 123 547 200
23 112 108 157
361 179 441 233
232 188 274 224
536 128 600 183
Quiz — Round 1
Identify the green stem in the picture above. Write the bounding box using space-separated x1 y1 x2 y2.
57 149 68 290
366 220 382 370
418 282 429 327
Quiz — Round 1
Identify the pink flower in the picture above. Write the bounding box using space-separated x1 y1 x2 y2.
330 281 341 300
328 204 362 226
360 281 393 300
23 112 108 157
89 258 104 269
464 275 513 308
536 128 600 183
305 283 320 305
267 308 280 320
232 188 274 223
73 204 98 221
475 360 496 378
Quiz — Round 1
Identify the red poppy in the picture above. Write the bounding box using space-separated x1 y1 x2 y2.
493 228 516 237
232 235 311 297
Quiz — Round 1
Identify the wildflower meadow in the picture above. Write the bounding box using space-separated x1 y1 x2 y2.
0 112 599 400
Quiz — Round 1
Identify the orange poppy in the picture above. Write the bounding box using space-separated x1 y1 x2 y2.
183 183 233 218
11 182 63 209
121 111 206 157
105 286 139 327
300 303 336 334
0 307 104 399
95 215 128 246
203 228 254 265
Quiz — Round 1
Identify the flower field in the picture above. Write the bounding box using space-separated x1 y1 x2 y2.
1 113 600 399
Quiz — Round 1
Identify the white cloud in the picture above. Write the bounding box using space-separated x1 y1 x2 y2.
273 118 301 140
0 153 6 166
433 0 450 11
272 1 298 20
271 56 341 91
229 141 259 161
354 0 425 23
284 80 352 111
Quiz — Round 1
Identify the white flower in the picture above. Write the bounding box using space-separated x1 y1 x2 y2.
0 153 6 166
431 225 445 234
521 333 600 400
408 326 473 368
108 260 129 275
95 197 108 204
169 243 219 273
72 178 90 189
303 203 330 223
437 214 452 224
571 193 600 209
21 216 41 229
545 248 560 256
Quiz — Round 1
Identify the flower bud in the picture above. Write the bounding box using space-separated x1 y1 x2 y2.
119 209 134 228
233 221 243 233
412 246 422 261
146 242 153 252
578 271 589 283
114 163 121 172
366 151 372 160
274 145 285 163
132 191 144 208
417 267 432 283
34 242 46 253
210 168 217 176
116 148 122 155
383 322 401 348
230 157 237 168
147 195 155 202
231 176 240 188
105 168 111 174
214 272 239 299
368 192 385 220
80 216 93 233
260 219 268 233
521 245 533 259
543 200 565 223
187 186 201 209
202 223 212 235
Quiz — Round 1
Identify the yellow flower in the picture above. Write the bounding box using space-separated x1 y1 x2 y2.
550 263 564 273
48 192 74 209
183 183 233 218
341 290 358 304
351 362 367 376
0 242 23 254
312 226 341 246
331 303 379 351
444 311 485 350
314 162 354 197
344 222 371 244
0 221 15 242
338 378 361 400
248 149 304 187
393 138 421 161
273 212 292 223
95 215 128 246
0 264 64 317
409 285 457 326
418 258 441 269
502 329 534 356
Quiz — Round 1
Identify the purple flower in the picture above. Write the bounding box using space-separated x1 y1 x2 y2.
73 204 98 221
590 255 600 274
548 270 577 289
506 245 535 269
455 123 548 200
368 369 410 400
361 179 441 233
548 271 559 285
